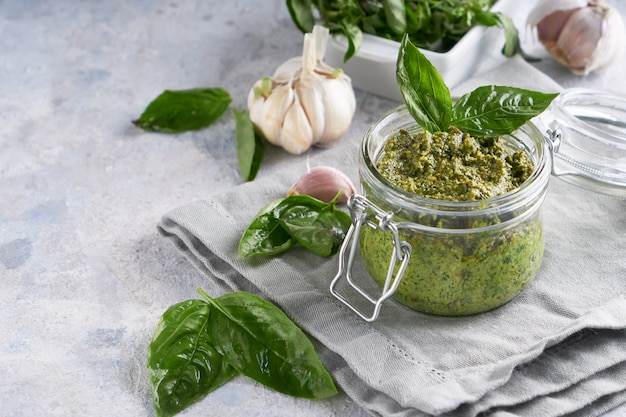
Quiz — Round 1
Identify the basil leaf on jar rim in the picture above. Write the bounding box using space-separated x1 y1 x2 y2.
396 34 452 133
147 300 237 417
199 290 338 400
396 34 558 137
133 87 231 133
450 86 559 137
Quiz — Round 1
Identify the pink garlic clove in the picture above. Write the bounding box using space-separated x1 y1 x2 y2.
529 0 625 75
287 166 356 203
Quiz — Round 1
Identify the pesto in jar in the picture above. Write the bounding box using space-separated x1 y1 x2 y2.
376 127 534 201
360 127 544 316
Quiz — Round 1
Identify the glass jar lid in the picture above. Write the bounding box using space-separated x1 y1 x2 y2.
535 88 626 198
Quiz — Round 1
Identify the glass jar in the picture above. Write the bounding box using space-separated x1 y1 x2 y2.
536 88 626 198
331 106 552 320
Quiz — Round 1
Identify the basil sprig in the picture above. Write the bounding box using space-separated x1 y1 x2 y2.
286 0 523 62
397 34 559 137
239 193 351 258
148 289 337 417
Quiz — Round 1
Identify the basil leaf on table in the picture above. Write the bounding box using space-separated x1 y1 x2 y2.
199 290 338 400
397 34 452 134
133 88 231 133
451 86 559 137
232 108 264 182
239 193 351 258
147 300 237 417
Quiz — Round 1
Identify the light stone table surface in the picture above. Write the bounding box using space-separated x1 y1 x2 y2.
1 1 625 416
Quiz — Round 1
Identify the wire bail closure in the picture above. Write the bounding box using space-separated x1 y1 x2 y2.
545 128 572 177
330 194 412 322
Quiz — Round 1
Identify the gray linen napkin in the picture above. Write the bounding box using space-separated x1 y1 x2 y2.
158 57 626 416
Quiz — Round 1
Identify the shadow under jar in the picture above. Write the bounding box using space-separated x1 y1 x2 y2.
332 106 552 320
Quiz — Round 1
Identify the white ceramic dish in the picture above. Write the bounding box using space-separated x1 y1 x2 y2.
325 0 522 101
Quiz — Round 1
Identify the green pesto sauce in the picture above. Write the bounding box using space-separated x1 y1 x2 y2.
376 127 534 201
360 218 543 316
360 128 543 316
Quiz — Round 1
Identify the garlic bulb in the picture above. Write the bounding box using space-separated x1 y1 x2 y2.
287 166 356 203
528 0 625 75
247 25 356 155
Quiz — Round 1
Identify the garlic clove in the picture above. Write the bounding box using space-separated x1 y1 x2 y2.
535 9 578 46
273 57 302 84
248 82 295 145
287 166 356 203
553 7 603 74
298 31 327 140
587 5 626 74
527 0 587 28
529 0 625 75
316 75 357 145
280 93 314 155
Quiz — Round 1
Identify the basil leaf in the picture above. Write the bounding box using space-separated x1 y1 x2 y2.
450 86 559 137
134 88 231 133
383 0 407 35
200 291 338 400
286 0 315 33
238 199 295 258
340 18 363 62
147 300 237 417
293 0 521 59
276 195 351 257
232 108 264 182
397 34 452 133
240 194 351 258
472 8 519 57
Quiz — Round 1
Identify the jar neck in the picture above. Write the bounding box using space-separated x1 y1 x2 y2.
359 106 551 230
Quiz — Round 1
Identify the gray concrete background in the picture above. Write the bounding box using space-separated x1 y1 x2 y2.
1 1 625 416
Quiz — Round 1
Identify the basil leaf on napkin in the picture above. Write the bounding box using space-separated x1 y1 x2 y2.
133 88 231 133
238 199 296 257
239 193 351 258
200 290 338 400
147 300 237 417
232 108 264 182
274 194 352 257
397 34 558 137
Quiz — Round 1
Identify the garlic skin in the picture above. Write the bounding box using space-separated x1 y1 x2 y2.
528 0 625 75
248 26 356 155
287 166 356 204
